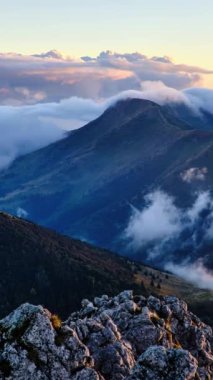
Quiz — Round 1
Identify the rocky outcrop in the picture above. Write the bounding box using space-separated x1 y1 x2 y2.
0 291 212 379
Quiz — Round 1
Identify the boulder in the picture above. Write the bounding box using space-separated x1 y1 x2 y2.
0 292 212 379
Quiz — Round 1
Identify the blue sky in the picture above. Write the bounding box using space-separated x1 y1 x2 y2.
0 0 212 69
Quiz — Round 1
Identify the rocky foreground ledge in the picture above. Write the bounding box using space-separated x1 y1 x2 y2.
0 291 212 380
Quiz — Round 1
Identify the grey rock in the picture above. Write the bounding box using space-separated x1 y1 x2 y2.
127 346 198 380
147 295 161 312
0 292 212 379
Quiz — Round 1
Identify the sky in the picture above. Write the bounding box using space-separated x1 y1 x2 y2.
0 0 212 105
0 0 213 72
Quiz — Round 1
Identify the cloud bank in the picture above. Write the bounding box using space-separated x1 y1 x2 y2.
0 97 106 169
124 191 182 249
125 190 213 253
124 190 213 289
0 50 212 105
0 105 65 170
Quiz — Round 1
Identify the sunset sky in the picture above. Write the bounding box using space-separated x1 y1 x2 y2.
0 0 212 102
1 0 212 70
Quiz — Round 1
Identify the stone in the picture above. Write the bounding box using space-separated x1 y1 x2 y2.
0 291 212 379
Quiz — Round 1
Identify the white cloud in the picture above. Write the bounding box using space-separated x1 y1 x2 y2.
124 191 182 250
184 87 213 115
0 106 65 170
166 261 213 290
124 190 213 254
187 192 212 223
0 96 106 169
124 190 213 289
16 207 28 218
180 167 208 183
105 81 213 114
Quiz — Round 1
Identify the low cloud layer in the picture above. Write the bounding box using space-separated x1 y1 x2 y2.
124 191 182 249
0 105 65 170
125 191 213 251
124 190 213 289
0 50 212 105
0 97 106 169
0 96 95 169
166 261 213 290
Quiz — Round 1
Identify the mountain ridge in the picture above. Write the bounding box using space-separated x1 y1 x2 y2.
0 211 212 326
1 98 213 268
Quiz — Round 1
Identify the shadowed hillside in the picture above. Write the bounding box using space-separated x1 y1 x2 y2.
0 212 212 325
0 212 140 318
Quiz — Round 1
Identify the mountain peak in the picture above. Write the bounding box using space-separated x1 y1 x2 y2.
104 97 159 119
112 96 158 108
82 97 162 138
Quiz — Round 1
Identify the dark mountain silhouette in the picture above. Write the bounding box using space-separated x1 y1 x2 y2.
0 212 212 325
0 211 140 318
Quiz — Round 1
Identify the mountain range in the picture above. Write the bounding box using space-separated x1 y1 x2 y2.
0 98 213 269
